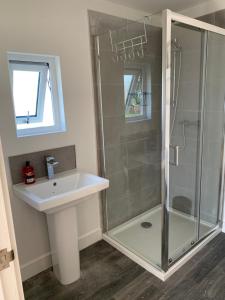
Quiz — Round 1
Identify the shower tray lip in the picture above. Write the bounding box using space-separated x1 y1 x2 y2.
104 205 221 281
103 227 221 281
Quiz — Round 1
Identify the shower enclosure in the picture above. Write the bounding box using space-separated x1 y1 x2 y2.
91 9 225 280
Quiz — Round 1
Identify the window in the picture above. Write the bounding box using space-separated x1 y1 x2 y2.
8 52 66 137
123 67 151 121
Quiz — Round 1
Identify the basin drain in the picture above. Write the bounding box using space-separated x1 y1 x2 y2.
141 222 152 229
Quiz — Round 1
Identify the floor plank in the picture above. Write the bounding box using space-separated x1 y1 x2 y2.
23 233 225 300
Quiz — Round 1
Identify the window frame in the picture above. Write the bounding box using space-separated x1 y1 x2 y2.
7 52 66 137
124 66 149 122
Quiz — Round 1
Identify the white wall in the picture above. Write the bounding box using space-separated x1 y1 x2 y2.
0 0 146 280
180 0 225 17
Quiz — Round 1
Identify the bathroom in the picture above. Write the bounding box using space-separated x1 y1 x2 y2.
1 0 225 299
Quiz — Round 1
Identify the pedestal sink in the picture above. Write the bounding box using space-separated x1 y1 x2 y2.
13 169 109 285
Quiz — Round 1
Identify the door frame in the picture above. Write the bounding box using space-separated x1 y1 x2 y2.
0 137 24 300
161 9 225 272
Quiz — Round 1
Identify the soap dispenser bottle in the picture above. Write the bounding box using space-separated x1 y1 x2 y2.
23 161 35 184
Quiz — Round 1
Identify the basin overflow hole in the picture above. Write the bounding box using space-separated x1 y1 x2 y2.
53 182 57 186
141 222 152 229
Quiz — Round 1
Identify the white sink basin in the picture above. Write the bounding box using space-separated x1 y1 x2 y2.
13 169 109 285
13 169 109 213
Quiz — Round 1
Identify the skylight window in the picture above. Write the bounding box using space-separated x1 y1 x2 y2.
8 53 66 137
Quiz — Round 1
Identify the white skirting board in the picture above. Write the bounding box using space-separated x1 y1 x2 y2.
222 220 225 233
78 228 102 250
20 228 102 281
20 252 52 282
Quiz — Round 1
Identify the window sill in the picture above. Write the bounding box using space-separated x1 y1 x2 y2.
125 116 151 124
16 124 66 138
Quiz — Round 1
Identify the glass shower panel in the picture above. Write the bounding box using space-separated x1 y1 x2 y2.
199 31 225 237
168 23 203 262
167 23 225 264
95 16 162 268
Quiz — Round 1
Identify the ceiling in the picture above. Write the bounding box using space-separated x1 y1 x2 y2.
104 0 208 13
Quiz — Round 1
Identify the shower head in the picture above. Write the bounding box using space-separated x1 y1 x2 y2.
172 38 182 51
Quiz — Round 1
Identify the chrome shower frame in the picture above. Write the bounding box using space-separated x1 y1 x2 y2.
161 9 225 272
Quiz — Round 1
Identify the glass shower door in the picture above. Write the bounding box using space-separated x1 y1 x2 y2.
168 22 202 263
199 31 225 238
162 10 225 270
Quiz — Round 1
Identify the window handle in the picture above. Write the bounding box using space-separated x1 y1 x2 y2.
26 111 30 124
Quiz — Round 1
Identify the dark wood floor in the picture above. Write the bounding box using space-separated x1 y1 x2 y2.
23 233 225 300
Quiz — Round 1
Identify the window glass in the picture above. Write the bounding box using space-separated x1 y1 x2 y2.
8 52 66 137
124 74 133 101
42 72 54 126
13 70 39 117
17 70 54 130
124 69 145 119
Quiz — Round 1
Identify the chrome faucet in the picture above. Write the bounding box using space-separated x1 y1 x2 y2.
46 156 59 179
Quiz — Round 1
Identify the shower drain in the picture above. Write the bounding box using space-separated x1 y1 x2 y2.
141 222 152 229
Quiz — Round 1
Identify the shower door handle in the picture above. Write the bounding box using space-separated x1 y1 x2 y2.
170 145 179 166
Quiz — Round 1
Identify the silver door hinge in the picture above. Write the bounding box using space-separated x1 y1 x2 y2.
0 248 15 271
